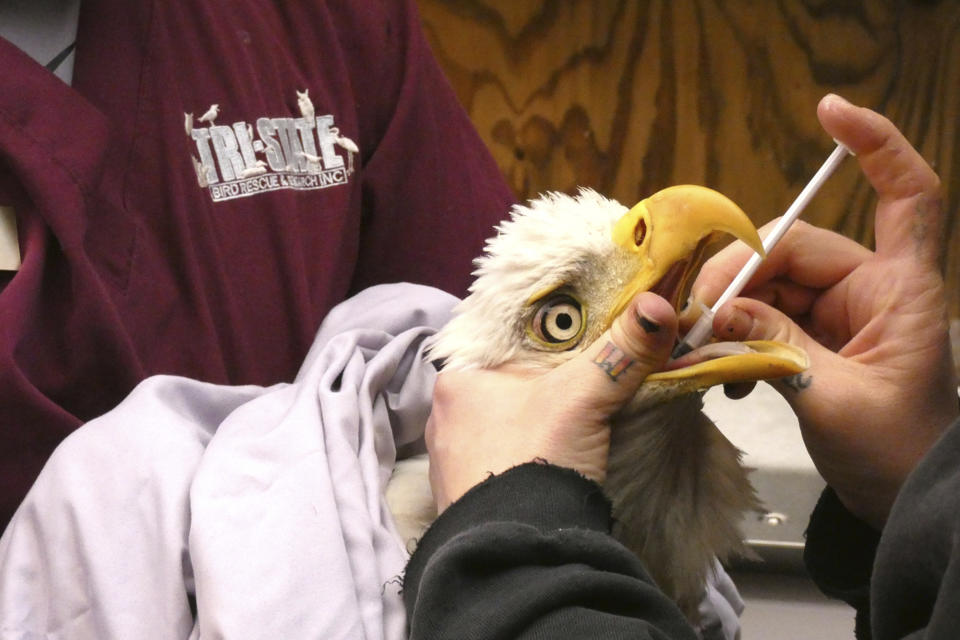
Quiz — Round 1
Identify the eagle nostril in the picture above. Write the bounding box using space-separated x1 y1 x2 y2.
634 218 647 246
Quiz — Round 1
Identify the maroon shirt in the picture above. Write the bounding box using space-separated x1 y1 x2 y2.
0 0 514 525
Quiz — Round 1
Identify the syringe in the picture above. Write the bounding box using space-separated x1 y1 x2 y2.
672 141 852 358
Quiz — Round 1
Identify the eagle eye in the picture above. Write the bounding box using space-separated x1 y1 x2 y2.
531 294 585 347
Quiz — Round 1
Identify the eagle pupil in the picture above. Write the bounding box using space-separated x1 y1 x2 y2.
555 314 573 330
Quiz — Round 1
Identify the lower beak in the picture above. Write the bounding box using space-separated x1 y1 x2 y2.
646 340 809 392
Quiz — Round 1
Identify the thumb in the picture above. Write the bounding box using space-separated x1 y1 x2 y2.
558 292 678 415
817 94 944 268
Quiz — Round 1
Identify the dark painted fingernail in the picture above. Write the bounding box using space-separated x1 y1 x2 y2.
637 311 661 333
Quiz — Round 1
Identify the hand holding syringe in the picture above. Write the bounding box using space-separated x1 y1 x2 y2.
672 142 852 358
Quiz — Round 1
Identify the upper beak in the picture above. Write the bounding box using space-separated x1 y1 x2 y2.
608 185 808 389
608 185 764 323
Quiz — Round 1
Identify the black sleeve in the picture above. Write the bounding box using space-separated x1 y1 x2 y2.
402 463 698 640
804 415 960 640
803 487 880 639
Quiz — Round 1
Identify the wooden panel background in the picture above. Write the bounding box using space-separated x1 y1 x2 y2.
417 0 960 368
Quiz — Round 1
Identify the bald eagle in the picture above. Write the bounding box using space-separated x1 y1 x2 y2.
387 186 808 620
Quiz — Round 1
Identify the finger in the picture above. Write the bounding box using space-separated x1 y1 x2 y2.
817 94 944 265
747 279 820 318
715 296 827 355
562 292 678 414
817 94 940 201
714 296 837 397
749 279 855 352
690 221 870 308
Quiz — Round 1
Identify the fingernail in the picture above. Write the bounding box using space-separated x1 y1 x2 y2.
637 311 661 333
634 294 669 334
633 293 677 340
822 93 852 112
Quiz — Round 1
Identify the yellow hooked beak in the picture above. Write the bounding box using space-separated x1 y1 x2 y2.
609 185 764 322
609 185 807 389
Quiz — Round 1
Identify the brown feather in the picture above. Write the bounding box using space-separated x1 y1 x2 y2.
607 393 760 619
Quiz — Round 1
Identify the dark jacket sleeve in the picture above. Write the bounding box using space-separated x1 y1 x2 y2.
402 463 698 640
804 415 960 640
804 487 879 639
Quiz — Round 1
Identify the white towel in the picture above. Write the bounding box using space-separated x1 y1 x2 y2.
0 282 743 640
0 283 454 640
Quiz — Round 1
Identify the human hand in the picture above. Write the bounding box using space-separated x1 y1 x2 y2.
426 292 678 513
689 94 959 528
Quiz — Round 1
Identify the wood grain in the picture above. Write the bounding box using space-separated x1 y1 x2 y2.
417 0 960 329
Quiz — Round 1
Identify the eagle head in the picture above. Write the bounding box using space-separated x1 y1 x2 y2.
424 185 809 622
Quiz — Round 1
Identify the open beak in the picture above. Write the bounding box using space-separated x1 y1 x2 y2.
609 185 808 390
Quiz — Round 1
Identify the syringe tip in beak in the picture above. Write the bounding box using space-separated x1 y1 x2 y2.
672 341 695 359
671 307 715 359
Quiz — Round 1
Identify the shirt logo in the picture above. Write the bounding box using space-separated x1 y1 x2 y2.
186 90 358 202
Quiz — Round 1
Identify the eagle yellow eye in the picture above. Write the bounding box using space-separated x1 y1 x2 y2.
532 295 584 346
